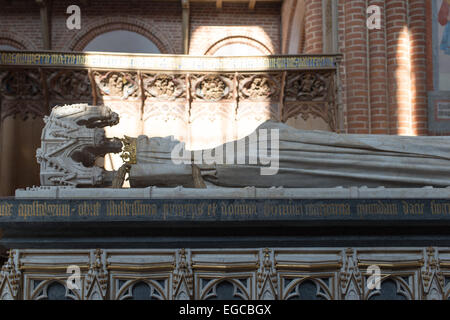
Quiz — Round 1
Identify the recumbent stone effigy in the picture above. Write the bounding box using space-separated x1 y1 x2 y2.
36 104 450 189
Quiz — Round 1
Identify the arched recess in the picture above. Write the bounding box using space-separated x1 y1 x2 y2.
193 27 276 56
66 19 173 54
205 36 273 56
282 0 306 54
82 30 161 54
0 31 36 51
0 40 23 50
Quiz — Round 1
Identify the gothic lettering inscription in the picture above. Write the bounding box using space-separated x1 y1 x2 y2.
106 200 157 217
0 202 12 217
431 201 450 215
1 199 450 222
0 52 338 71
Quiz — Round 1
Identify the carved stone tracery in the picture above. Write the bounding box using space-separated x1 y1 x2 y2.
3 248 450 300
340 248 363 300
0 251 21 300
0 70 45 120
85 249 108 300
257 248 277 299
173 249 194 300
283 71 337 131
422 247 445 300
47 70 91 101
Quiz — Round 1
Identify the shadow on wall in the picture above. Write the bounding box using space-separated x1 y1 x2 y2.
0 44 46 197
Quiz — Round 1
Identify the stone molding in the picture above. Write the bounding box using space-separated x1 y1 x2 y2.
15 186 450 199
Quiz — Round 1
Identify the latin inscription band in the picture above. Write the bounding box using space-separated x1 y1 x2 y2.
0 51 338 71
0 199 448 223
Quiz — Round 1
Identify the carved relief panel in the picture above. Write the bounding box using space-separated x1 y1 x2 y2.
237 73 281 139
93 71 140 100
0 69 45 121
92 71 142 171
142 74 188 142
283 71 337 132
46 69 91 107
189 74 235 149
192 74 233 102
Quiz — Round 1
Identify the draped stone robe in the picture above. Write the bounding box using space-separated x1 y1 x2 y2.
129 121 450 188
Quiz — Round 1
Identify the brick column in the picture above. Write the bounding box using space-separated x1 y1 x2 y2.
343 0 370 133
304 0 323 53
386 0 412 135
408 0 428 135
368 0 389 134
336 0 347 132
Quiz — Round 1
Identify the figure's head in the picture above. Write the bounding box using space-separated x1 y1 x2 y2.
37 104 122 187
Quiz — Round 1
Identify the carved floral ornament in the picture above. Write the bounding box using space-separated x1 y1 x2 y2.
93 71 139 99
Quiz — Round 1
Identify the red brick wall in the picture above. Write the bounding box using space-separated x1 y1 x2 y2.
343 0 371 134
0 0 432 136
336 0 429 135
409 0 428 135
0 1 41 50
304 0 323 53
189 2 280 55
368 0 389 134
54 1 182 53
0 1 182 52
337 0 348 133
0 1 280 55
386 0 411 135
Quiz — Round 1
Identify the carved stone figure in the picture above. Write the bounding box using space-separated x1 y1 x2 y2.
37 104 450 189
